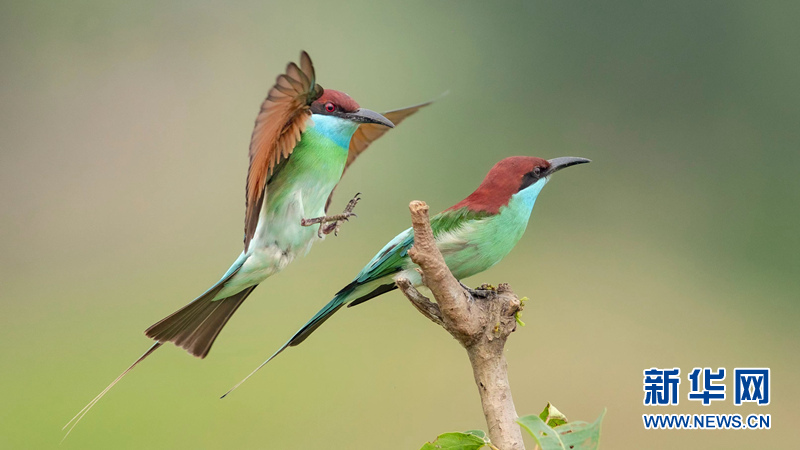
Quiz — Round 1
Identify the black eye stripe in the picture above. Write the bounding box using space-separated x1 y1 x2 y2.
518 168 545 191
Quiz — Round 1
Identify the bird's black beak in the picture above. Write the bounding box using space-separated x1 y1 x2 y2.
345 108 395 128
545 157 591 176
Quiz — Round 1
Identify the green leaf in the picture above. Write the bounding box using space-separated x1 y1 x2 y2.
463 430 487 440
419 431 487 450
517 415 567 450
538 402 568 428
518 407 605 450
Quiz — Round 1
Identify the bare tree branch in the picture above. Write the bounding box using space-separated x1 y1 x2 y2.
397 201 526 450
396 278 444 326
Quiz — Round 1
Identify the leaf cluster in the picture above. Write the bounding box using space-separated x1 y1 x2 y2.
419 403 605 450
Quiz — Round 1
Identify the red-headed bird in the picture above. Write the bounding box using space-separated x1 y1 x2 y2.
223 156 590 396
64 51 433 437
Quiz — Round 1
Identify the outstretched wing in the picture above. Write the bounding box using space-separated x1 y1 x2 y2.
347 101 433 169
325 100 434 212
245 51 324 251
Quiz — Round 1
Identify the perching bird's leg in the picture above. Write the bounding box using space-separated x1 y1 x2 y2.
300 193 361 237
459 281 493 298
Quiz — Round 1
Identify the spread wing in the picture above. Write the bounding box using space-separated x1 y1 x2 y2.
245 51 323 251
346 101 433 169
325 100 433 212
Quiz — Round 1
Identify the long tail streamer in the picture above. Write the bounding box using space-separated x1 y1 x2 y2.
61 342 163 442
220 342 289 399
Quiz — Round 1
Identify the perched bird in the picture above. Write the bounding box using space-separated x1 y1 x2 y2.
64 51 432 436
223 155 591 396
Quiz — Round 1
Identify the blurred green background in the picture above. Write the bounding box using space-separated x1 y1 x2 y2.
1 1 798 448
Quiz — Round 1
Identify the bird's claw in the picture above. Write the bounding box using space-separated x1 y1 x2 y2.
301 193 361 238
320 211 357 237
459 281 491 298
343 193 361 214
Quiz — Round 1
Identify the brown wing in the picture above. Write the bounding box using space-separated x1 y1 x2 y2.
325 100 433 212
346 101 433 169
244 51 323 251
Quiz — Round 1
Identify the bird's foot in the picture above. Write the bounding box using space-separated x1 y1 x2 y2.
459 281 492 298
320 193 361 236
300 193 361 238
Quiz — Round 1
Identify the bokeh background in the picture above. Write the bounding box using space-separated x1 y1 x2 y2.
2 1 798 448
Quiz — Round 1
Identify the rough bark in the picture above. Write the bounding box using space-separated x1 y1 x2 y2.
396 201 525 450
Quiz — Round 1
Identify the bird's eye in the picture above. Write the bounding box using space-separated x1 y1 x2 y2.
325 102 336 113
533 166 543 176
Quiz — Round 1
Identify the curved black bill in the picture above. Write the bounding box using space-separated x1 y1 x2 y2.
346 108 395 128
545 157 591 176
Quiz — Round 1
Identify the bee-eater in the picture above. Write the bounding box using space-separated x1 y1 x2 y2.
223 155 591 396
64 51 432 436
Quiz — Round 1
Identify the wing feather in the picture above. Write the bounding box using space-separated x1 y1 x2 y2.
244 51 324 251
325 99 435 211
346 101 433 169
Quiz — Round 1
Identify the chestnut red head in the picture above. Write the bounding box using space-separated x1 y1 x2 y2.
312 90 360 114
448 156 590 214
310 89 394 128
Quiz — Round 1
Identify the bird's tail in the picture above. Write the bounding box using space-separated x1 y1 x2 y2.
63 260 254 439
62 342 162 441
221 280 397 398
145 283 257 359
220 289 354 398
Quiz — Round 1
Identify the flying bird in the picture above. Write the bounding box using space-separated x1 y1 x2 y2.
64 51 432 437
223 155 590 396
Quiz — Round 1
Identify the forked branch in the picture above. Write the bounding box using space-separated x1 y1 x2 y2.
396 201 525 450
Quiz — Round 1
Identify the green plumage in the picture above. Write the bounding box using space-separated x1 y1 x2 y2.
252 178 551 368
147 114 357 355
225 156 590 397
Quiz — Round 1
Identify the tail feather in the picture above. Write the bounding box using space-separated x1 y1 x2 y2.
287 297 347 347
183 287 256 354
62 342 162 441
345 283 396 308
221 281 396 398
221 295 347 398
63 263 255 439
146 268 256 359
